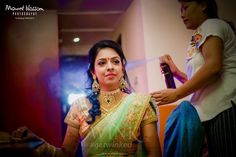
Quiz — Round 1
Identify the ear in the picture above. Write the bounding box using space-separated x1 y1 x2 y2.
90 70 96 79
122 62 126 71
122 67 125 76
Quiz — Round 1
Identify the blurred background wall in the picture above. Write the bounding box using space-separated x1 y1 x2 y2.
0 0 235 147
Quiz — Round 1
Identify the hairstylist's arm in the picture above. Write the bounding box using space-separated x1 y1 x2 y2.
152 36 223 105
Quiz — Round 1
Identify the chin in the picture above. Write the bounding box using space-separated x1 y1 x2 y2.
185 23 198 30
185 25 195 30
105 80 118 85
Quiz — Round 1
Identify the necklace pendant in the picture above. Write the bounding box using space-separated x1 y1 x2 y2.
99 88 122 107
104 95 114 105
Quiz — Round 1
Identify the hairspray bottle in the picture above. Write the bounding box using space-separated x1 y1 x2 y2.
159 60 176 89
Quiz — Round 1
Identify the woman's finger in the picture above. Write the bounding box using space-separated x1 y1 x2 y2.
150 90 161 95
10 126 29 142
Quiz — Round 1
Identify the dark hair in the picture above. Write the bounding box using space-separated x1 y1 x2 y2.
85 39 132 124
178 0 218 18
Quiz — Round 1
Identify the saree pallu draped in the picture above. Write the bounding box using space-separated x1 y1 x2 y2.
81 93 152 157
164 101 205 157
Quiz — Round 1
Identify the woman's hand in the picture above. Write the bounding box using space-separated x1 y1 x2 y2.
151 88 179 106
159 54 179 75
11 126 41 143
159 54 187 83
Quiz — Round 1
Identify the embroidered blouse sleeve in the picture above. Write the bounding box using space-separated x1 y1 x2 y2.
64 101 82 129
141 98 158 127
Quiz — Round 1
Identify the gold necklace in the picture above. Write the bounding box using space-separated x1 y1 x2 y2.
99 89 126 113
99 88 122 105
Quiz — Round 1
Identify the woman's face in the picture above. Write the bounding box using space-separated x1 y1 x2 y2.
180 1 207 30
92 47 124 91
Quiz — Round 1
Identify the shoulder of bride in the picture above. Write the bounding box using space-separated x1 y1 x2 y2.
133 92 151 98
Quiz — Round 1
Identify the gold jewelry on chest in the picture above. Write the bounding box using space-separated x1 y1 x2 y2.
98 89 125 112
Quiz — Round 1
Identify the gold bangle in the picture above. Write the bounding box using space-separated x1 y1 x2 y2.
35 141 56 157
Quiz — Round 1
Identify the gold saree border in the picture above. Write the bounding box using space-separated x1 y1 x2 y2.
81 93 152 157
81 94 130 138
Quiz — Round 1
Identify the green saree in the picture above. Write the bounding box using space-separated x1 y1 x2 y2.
64 93 158 157
82 93 155 157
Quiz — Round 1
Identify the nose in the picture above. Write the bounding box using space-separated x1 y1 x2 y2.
180 11 184 19
107 61 114 71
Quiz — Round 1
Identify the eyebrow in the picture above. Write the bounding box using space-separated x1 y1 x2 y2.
97 56 120 61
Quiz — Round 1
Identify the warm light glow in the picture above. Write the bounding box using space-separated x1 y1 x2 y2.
67 93 86 105
73 37 80 43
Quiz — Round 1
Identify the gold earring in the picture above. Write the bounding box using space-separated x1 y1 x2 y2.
92 76 100 94
119 77 128 91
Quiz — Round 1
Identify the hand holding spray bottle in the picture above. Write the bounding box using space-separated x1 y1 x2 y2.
159 57 176 89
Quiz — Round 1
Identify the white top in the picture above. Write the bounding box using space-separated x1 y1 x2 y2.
186 18 236 122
